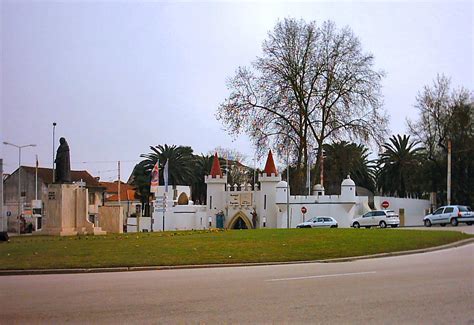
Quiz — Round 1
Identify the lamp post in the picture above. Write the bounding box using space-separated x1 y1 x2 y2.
3 142 36 234
52 122 57 183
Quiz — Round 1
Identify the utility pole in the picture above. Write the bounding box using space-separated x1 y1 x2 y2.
447 140 451 205
35 155 38 200
320 148 324 187
306 144 311 195
52 122 56 183
286 144 290 229
118 161 122 231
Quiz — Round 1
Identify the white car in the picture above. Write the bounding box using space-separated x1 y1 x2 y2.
423 205 474 227
352 210 400 229
296 216 338 228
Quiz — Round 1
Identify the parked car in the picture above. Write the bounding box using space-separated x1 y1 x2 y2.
296 216 338 228
351 210 400 229
423 205 474 227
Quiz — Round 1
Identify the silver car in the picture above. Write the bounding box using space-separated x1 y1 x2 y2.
352 210 400 228
423 205 474 227
296 216 338 228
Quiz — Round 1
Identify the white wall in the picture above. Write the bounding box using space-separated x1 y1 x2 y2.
151 205 207 231
374 196 430 226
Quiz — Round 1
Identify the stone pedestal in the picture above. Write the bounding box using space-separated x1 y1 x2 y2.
42 183 105 236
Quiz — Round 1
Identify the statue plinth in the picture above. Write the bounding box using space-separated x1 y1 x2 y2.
41 183 105 236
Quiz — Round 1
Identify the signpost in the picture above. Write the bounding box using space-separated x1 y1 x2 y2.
153 194 167 231
382 201 390 209
301 206 307 222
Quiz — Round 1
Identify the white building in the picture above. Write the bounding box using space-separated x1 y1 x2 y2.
129 151 431 232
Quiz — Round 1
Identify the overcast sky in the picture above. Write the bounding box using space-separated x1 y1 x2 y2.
1 0 473 181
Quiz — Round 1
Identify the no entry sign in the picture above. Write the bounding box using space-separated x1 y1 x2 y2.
382 201 390 209
301 206 307 214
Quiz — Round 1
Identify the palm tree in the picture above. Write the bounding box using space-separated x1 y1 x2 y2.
320 141 376 195
140 144 196 187
377 135 424 197
190 154 214 204
129 160 152 216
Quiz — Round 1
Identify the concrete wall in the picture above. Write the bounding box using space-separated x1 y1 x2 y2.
98 206 123 233
155 185 191 201
104 200 141 221
152 205 207 231
277 201 357 228
374 196 431 226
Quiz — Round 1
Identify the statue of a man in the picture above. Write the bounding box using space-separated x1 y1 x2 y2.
251 208 258 229
55 137 71 183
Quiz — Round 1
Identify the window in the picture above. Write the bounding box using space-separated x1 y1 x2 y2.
89 192 95 204
374 211 385 216
433 208 444 215
21 191 26 197
317 218 324 222
444 207 454 213
459 206 471 212
324 218 332 222
264 195 267 210
363 212 373 218
209 196 212 209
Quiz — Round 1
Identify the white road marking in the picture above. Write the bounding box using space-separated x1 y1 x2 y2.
266 271 377 282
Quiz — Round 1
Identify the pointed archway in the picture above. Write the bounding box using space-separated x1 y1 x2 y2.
228 211 253 229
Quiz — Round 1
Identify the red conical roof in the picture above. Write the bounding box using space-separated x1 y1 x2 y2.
263 150 278 176
210 152 223 178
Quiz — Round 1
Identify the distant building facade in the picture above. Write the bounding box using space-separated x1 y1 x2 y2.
2 166 105 233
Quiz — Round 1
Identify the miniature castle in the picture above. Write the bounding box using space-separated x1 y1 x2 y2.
139 150 431 231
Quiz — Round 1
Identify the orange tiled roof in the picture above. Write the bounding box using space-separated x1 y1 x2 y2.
99 181 135 193
106 189 137 202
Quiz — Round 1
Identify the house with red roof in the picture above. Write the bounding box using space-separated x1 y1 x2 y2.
99 181 141 225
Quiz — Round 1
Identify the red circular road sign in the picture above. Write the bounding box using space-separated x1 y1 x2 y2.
381 201 390 209
301 206 307 214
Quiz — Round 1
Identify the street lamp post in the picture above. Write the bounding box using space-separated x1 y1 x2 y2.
52 122 57 183
3 142 36 234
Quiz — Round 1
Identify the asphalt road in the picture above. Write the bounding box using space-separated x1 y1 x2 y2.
1 239 473 324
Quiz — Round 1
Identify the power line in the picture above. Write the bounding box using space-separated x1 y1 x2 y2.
72 160 140 164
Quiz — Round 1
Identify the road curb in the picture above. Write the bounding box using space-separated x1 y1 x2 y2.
1 238 473 276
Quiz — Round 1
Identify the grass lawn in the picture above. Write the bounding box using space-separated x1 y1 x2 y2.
0 228 471 270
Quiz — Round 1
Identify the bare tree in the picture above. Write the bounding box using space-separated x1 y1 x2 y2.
209 147 253 185
407 74 473 199
408 74 471 158
217 19 387 194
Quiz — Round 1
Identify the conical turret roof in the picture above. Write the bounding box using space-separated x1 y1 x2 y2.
263 150 278 176
210 152 223 178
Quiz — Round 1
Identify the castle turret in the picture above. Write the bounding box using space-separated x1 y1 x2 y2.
313 184 325 196
205 153 227 222
258 150 281 228
276 180 289 204
341 175 356 202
